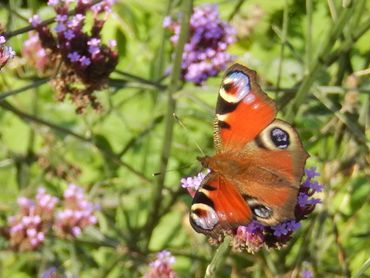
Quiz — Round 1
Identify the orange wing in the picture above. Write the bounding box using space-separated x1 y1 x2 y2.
214 64 277 151
190 173 252 237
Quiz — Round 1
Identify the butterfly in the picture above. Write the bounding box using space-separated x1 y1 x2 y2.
190 63 309 238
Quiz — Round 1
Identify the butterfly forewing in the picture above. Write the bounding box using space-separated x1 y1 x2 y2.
214 64 277 151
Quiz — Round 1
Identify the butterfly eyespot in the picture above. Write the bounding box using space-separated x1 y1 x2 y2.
252 205 272 219
220 71 251 103
243 195 273 219
270 128 290 149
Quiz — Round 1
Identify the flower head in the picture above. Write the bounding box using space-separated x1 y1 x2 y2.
0 36 16 71
54 184 97 238
144 250 176 278
180 169 209 197
8 188 58 251
28 0 118 113
165 5 235 85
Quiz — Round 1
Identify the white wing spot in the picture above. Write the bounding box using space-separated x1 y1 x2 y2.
191 204 219 230
244 93 255 104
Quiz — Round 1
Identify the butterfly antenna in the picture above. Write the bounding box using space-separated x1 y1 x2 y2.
153 164 193 176
173 113 206 156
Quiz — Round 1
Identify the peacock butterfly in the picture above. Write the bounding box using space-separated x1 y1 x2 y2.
190 63 309 238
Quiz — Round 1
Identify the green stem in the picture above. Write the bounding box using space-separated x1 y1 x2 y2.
0 100 151 183
305 0 313 70
0 78 50 101
352 258 370 278
143 0 193 246
204 237 232 278
275 0 289 96
285 3 357 119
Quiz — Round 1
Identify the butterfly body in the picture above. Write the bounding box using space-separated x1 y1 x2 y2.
190 64 309 238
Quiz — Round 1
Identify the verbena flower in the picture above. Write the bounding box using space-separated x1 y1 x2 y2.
301 269 314 278
180 169 210 197
164 5 235 85
54 184 97 238
8 188 58 251
144 250 176 278
0 35 16 71
42 266 58 278
29 0 118 113
182 167 323 253
22 32 49 73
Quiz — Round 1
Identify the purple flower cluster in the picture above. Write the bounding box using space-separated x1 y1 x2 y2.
144 250 176 278
29 0 118 113
164 5 235 85
22 33 48 72
8 188 58 251
180 169 210 197
0 35 16 71
54 184 97 238
8 184 97 251
182 167 323 253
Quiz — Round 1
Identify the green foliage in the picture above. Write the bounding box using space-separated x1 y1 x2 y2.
0 0 369 277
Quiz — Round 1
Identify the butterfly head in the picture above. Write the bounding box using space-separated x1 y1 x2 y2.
220 71 251 103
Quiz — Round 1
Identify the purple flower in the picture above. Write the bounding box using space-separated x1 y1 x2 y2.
165 4 236 84
87 38 101 56
42 267 58 278
54 184 97 238
55 23 66 33
0 40 16 71
8 188 58 251
180 170 209 191
29 15 42 27
180 169 210 197
108 39 117 48
79 56 91 67
305 167 320 179
47 0 59 6
144 250 176 278
56 14 68 22
302 269 313 278
68 14 85 28
64 29 75 40
271 223 289 237
68 51 80 62
233 221 265 253
22 32 49 71
29 0 118 112
285 220 301 232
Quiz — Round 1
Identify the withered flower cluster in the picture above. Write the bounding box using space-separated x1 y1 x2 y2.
29 0 118 113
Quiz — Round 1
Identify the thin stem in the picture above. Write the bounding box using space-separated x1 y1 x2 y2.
143 0 193 246
227 0 245 22
204 237 232 278
0 78 50 101
113 70 166 90
0 100 151 183
305 0 313 70
352 258 370 278
275 0 289 96
286 3 357 119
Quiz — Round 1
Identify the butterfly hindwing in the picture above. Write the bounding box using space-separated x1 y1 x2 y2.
190 173 252 237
